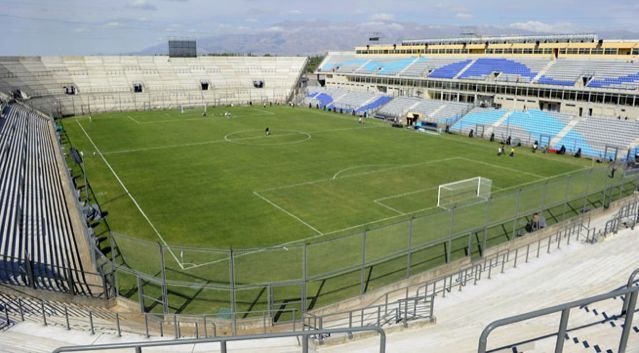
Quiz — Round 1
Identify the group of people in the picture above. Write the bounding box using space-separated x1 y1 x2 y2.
497 143 516 157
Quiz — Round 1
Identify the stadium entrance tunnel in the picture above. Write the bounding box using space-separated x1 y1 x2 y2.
224 129 311 146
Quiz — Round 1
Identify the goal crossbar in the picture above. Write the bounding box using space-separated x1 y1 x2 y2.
437 176 492 209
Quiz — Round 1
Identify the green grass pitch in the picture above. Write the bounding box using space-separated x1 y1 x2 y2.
61 105 630 315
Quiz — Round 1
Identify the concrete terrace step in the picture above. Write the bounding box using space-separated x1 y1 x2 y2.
485 111 513 136
551 117 583 146
454 59 478 79
532 60 557 83
322 224 639 353
398 57 422 76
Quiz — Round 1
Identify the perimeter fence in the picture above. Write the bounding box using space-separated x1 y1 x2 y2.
105 166 639 323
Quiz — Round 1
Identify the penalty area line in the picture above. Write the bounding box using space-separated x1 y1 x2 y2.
75 121 185 269
252 191 323 236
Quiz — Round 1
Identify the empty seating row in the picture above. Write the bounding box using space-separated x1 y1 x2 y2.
0 104 90 294
304 87 392 114
318 53 639 91
460 58 548 83
451 108 508 134
493 110 572 145
554 118 639 158
0 56 307 115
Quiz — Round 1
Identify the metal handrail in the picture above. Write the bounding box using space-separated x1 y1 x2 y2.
478 268 639 353
53 326 386 353
308 216 587 332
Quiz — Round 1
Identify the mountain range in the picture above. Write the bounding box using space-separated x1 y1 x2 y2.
138 20 639 56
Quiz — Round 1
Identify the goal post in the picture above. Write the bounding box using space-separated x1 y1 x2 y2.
437 177 493 209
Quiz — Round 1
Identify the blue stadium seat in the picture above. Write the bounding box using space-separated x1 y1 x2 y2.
356 96 393 113
427 60 472 79
459 58 538 81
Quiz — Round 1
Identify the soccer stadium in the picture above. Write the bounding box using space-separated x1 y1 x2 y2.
0 3 638 352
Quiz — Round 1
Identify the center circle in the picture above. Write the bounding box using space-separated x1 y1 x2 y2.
224 129 311 146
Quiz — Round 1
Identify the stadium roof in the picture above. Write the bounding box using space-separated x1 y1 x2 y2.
401 34 599 46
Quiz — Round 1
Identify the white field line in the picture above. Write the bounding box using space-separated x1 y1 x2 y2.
103 132 302 155
331 164 397 180
458 157 544 179
183 165 587 270
252 191 323 236
373 200 405 215
75 121 185 269
102 125 383 155
259 157 462 193
127 115 141 124
375 186 439 202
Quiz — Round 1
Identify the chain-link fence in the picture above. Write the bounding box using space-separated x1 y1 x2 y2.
107 167 639 322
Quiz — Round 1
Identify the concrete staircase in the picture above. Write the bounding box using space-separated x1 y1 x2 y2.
485 111 513 136
429 104 447 119
533 60 557 83
454 59 477 79
550 117 583 147
398 57 422 76
323 222 639 353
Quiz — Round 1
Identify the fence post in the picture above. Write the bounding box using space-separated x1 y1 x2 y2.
229 248 237 336
406 217 413 278
360 230 367 295
25 255 36 289
41 301 47 326
302 243 308 313
562 174 572 221
64 306 70 330
618 290 638 353
89 311 94 335
158 243 169 315
554 308 570 353
116 313 121 337
511 189 522 241
446 208 455 263
137 276 145 313
18 299 24 321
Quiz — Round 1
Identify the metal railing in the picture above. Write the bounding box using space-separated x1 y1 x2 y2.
478 268 639 353
305 215 591 332
52 326 386 353
603 194 639 237
0 290 306 339
304 294 434 333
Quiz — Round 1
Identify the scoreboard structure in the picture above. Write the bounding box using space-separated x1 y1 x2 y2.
168 40 197 58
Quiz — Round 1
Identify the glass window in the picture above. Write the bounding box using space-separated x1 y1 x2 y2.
591 48 604 55
579 48 590 55
605 48 618 55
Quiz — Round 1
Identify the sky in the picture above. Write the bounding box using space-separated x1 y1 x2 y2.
1 0 638 55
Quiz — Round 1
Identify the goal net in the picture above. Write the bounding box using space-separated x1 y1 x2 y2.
437 177 492 209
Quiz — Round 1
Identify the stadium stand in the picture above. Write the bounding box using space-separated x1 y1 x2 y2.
318 52 639 95
451 107 508 135
493 109 573 145
0 56 307 116
426 59 472 79
0 103 94 295
554 117 639 157
586 60 639 90
460 58 548 83
304 87 392 114
402 57 470 77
